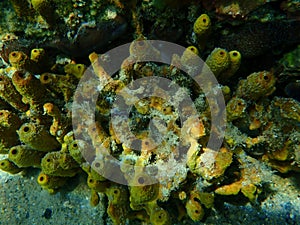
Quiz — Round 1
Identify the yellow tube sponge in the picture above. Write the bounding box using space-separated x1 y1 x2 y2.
0 75 28 112
106 185 129 205
43 102 70 142
193 14 211 50
226 97 247 121
30 48 46 63
193 14 211 36
90 190 100 207
129 37 161 61
64 63 86 79
18 122 60 152
9 51 43 74
68 140 89 165
186 197 205 221
186 190 213 221
236 70 276 101
9 51 31 70
12 70 50 110
180 46 199 68
41 151 79 177
0 158 22 174
149 206 170 225
37 172 67 194
129 173 159 205
87 174 109 192
40 73 75 102
9 145 45 168
205 48 230 77
219 50 242 81
0 110 22 152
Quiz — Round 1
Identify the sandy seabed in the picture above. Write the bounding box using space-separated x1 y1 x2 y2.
1 167 299 225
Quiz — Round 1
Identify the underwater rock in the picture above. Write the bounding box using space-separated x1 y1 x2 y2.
9 0 34 18
31 0 61 28
214 0 274 18
281 0 300 19
284 81 300 101
50 16 127 57
217 20 300 58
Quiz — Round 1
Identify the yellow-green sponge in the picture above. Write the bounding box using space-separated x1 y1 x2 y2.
18 122 60 152
0 158 22 174
41 151 79 177
37 172 67 193
9 145 45 168
205 48 230 77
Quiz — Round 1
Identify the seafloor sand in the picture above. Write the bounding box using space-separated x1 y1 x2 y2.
0 166 299 225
